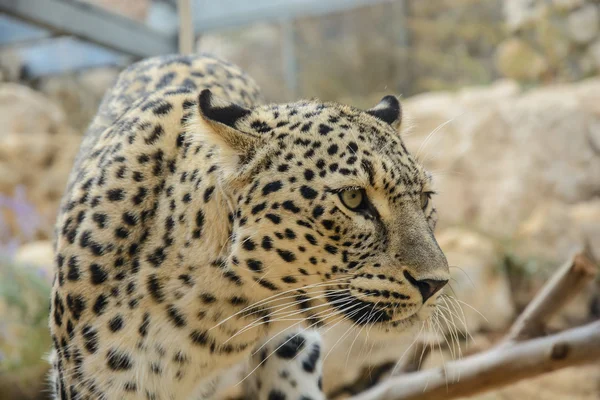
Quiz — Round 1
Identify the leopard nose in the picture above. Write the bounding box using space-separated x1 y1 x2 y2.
403 271 448 302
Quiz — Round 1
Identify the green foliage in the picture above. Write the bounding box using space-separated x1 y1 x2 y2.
0 258 51 372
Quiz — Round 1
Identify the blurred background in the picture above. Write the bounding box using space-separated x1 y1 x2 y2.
0 0 599 399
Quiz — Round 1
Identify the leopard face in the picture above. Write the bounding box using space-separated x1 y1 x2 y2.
194 89 449 336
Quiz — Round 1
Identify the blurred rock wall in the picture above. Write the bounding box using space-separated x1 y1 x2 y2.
499 0 600 83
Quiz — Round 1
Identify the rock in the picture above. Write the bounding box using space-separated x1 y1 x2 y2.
456 79 521 105
577 52 597 76
567 4 599 44
0 83 74 136
501 0 600 83
402 78 600 237
0 132 81 240
504 0 545 32
589 119 600 158
495 38 548 80
573 76 600 114
514 200 600 263
552 0 585 11
535 14 572 64
36 68 119 132
588 37 600 70
437 228 515 333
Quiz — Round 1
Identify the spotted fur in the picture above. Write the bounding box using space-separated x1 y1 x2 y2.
49 54 449 400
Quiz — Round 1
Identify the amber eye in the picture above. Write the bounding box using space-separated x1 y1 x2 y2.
420 191 433 210
339 189 365 211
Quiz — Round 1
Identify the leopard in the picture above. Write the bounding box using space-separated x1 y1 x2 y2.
49 53 449 400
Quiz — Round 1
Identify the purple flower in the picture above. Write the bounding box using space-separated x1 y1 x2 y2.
0 185 47 257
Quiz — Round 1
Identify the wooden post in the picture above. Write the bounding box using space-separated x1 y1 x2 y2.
178 0 193 54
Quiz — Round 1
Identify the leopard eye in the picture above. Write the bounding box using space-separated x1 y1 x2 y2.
420 191 433 210
339 189 366 211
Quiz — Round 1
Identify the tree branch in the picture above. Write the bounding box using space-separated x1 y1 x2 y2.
506 251 597 341
349 320 600 400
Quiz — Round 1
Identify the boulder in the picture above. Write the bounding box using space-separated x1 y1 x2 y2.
495 38 548 81
500 0 600 83
36 68 119 132
503 0 546 32
587 38 600 71
513 200 600 263
552 0 585 11
402 78 600 237
566 4 600 44
0 132 81 240
0 83 74 136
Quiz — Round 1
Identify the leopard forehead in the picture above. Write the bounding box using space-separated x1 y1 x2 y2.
238 99 412 156
231 100 431 211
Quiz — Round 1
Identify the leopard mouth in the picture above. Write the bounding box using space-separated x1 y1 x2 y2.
325 289 392 325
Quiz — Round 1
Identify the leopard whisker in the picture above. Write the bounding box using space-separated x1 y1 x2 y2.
419 319 432 371
436 301 468 337
432 309 455 364
234 289 363 339
324 308 370 366
261 289 362 320
441 294 477 345
391 320 426 375
430 312 449 390
236 286 353 323
217 285 354 336
437 298 467 345
231 292 368 346
344 311 370 367
416 112 465 163
209 277 352 330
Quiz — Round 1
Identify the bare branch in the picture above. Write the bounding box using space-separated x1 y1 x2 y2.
506 251 597 341
348 320 600 400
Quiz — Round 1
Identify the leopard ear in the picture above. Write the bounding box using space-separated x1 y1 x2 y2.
197 89 259 153
366 95 402 131
192 89 260 180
